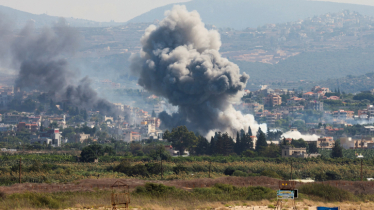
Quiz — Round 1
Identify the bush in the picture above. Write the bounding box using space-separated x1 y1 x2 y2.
224 167 236 176
0 191 6 200
299 183 356 202
315 171 342 181
325 170 342 180
130 164 148 177
134 183 178 196
112 160 131 174
232 170 248 177
9 193 61 209
173 164 188 175
242 150 257 158
260 170 282 179
145 162 161 175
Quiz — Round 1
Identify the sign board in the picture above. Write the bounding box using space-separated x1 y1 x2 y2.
316 207 339 210
277 190 295 199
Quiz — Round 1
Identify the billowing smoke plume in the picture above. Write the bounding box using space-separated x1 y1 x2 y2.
130 5 265 137
4 19 118 116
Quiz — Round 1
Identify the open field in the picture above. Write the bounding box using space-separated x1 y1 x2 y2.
2 155 374 209
1 177 374 209
2 177 374 195
2 154 374 185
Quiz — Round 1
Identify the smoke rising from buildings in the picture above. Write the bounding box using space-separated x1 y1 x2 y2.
0 18 119 116
130 5 265 137
282 131 319 141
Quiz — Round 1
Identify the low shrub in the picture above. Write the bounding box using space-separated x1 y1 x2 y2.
299 183 356 202
232 170 248 177
0 191 6 200
260 170 282 179
134 183 181 196
9 192 61 209
134 183 275 202
224 167 236 176
173 164 188 175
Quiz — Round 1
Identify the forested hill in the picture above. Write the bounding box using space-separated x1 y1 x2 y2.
128 0 374 29
238 47 374 83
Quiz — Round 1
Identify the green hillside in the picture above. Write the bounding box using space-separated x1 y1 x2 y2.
238 47 374 83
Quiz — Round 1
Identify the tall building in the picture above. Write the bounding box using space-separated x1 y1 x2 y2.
308 101 324 111
264 94 282 107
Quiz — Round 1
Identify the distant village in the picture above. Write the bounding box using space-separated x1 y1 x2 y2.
237 84 374 157
1 79 374 158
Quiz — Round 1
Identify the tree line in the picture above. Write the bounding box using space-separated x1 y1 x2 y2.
163 126 319 158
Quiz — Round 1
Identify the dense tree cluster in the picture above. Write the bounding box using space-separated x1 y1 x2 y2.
161 126 320 158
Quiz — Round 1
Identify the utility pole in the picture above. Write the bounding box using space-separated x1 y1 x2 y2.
209 159 212 178
361 158 363 181
160 146 163 180
19 157 22 184
357 153 364 181
290 160 293 180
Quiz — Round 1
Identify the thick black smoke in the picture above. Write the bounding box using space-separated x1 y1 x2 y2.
4 19 118 116
130 6 264 137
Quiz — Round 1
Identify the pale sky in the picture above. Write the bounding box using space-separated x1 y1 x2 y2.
0 0 190 22
0 0 372 23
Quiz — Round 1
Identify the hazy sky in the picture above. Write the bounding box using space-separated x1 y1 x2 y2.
0 0 190 22
0 0 372 22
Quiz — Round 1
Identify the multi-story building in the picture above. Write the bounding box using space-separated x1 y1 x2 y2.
0 123 15 132
303 92 320 100
287 97 305 105
311 86 330 94
31 128 62 147
243 103 264 113
307 101 324 111
123 131 141 142
74 133 91 143
281 146 320 158
264 94 282 107
0 92 13 107
113 103 125 112
332 110 354 119
17 122 38 132
317 137 334 149
3 113 21 124
288 106 304 112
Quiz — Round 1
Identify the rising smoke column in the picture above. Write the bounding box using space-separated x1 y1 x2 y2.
8 19 118 116
130 5 265 137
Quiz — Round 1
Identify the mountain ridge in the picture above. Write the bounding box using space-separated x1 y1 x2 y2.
128 0 374 29
0 5 125 28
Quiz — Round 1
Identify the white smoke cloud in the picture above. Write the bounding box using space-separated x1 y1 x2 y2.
282 131 320 141
130 5 264 138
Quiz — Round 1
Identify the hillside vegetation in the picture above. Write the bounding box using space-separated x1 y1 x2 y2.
239 47 374 83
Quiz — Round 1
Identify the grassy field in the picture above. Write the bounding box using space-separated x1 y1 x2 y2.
1 157 373 185
2 153 374 209
0 182 374 209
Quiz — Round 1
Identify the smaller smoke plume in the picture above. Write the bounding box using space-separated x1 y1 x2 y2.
282 131 319 141
0 18 119 116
